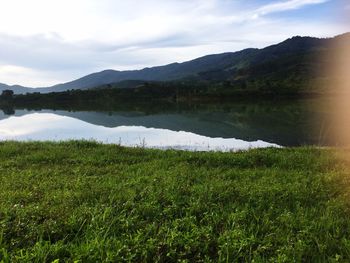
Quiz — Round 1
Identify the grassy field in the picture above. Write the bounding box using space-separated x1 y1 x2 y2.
1 142 350 262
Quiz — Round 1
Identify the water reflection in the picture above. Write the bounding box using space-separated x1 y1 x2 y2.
0 98 330 146
0 113 278 151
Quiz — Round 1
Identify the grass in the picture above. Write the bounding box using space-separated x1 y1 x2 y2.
0 141 350 262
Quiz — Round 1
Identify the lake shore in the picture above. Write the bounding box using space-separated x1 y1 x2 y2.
1 141 350 261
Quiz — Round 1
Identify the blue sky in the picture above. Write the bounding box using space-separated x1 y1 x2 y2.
0 0 347 87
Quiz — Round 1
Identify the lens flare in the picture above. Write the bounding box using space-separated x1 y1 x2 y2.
327 9 350 148
308 1 349 148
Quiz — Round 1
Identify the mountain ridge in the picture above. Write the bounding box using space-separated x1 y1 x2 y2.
1 33 349 94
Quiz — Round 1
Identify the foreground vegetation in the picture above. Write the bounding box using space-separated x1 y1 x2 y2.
1 142 350 262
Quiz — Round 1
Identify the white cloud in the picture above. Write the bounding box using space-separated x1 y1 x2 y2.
0 0 343 87
255 0 329 16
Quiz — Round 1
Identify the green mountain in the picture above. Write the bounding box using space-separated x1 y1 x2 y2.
1 33 349 94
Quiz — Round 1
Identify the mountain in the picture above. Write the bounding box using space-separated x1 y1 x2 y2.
37 48 258 93
0 83 35 94
1 33 349 94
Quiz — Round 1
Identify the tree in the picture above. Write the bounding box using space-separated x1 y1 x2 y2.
1 90 14 100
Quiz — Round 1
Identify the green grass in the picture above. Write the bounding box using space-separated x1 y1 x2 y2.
0 142 350 262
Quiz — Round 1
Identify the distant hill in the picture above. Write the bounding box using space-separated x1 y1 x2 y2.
0 83 36 94
1 33 349 94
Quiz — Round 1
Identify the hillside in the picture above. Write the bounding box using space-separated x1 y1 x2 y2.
38 48 259 93
1 33 349 94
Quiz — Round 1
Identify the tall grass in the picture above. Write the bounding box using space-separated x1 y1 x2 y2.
0 141 349 262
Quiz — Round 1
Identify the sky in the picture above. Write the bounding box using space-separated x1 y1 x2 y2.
0 0 347 87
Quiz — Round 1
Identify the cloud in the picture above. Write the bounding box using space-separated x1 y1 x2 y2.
0 0 342 87
255 0 329 16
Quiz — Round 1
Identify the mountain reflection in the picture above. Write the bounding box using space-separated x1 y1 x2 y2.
0 113 279 151
0 98 330 146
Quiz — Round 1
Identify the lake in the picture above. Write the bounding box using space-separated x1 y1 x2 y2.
0 98 333 151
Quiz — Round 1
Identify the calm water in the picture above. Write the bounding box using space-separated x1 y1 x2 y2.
0 98 332 151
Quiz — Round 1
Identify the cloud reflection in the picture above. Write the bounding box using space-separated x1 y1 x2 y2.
0 113 279 151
